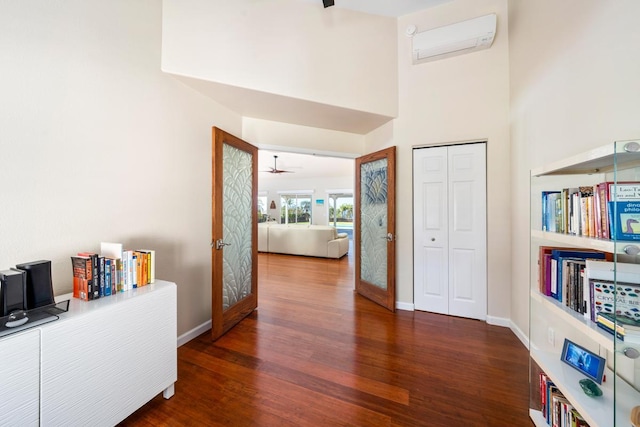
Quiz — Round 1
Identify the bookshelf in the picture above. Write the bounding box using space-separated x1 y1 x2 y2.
530 139 640 427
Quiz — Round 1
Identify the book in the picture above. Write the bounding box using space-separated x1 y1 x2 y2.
550 249 606 302
598 311 640 331
591 279 640 323
570 408 588 427
101 242 123 293
579 186 594 237
131 252 138 288
77 252 100 300
596 182 609 238
542 191 561 232
136 249 155 284
100 242 123 260
104 258 112 296
98 256 105 297
586 260 640 321
539 246 573 296
563 259 586 312
595 181 640 239
608 200 640 241
609 182 640 201
115 258 123 292
539 372 548 415
592 184 601 238
70 255 92 301
596 319 625 340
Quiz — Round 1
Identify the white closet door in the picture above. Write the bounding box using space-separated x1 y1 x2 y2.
413 143 487 320
413 146 449 314
447 143 487 320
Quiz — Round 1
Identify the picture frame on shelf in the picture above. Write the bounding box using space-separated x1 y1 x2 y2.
561 338 606 384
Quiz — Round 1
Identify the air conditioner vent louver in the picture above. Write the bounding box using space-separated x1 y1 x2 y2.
412 14 497 64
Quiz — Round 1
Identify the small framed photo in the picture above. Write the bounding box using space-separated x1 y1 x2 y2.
561 338 606 384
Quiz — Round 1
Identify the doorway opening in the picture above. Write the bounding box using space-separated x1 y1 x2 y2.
327 192 354 239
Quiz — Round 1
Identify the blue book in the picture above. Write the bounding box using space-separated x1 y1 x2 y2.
608 201 640 241
104 259 112 296
542 191 561 232
550 249 606 302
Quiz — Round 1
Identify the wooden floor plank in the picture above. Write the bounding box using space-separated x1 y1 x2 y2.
120 250 531 427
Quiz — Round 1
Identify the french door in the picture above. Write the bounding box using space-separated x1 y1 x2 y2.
211 127 258 340
355 146 396 311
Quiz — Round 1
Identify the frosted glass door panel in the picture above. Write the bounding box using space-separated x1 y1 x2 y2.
222 142 253 310
360 158 388 289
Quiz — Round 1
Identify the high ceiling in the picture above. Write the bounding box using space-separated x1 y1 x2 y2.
173 1 452 135
296 0 452 17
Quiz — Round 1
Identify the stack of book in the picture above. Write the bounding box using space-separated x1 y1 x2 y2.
537 246 611 315
539 372 589 426
71 242 156 301
596 312 640 343
541 182 640 240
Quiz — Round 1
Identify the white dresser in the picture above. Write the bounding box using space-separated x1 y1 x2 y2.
0 280 177 427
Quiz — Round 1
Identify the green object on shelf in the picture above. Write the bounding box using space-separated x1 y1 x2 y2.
579 378 603 397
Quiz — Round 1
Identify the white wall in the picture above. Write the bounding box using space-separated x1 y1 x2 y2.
509 0 640 337
243 118 365 155
389 0 511 320
0 0 240 337
161 0 398 118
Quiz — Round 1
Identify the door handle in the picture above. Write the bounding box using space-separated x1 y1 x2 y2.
382 233 394 242
213 239 231 250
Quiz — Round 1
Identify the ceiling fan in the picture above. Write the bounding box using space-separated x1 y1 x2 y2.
263 155 294 174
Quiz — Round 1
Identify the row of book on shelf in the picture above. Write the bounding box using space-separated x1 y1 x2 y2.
538 246 640 341
541 182 640 240
539 371 589 427
71 242 155 301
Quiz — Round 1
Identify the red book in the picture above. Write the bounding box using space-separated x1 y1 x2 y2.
70 255 92 301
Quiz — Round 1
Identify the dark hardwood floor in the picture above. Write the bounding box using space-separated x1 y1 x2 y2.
121 248 531 426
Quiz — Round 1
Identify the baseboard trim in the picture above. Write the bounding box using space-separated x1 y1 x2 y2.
396 301 414 311
486 315 510 327
509 320 530 350
177 320 211 347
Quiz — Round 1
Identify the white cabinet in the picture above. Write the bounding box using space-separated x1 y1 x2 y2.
529 140 640 427
0 329 40 427
41 280 177 426
0 280 177 427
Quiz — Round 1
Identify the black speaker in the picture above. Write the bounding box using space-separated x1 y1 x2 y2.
15 260 55 310
0 269 27 316
323 0 334 8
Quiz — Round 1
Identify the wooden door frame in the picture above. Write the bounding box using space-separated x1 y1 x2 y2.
355 146 396 312
211 127 258 340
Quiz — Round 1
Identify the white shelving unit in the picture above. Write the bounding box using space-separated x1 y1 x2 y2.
529 139 640 427
0 280 177 427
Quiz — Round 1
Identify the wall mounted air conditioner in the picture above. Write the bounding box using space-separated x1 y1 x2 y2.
411 14 497 64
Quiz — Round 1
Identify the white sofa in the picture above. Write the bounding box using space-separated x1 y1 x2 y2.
258 223 349 259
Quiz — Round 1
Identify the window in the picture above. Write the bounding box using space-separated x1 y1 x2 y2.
257 194 268 223
327 192 354 229
280 193 312 225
